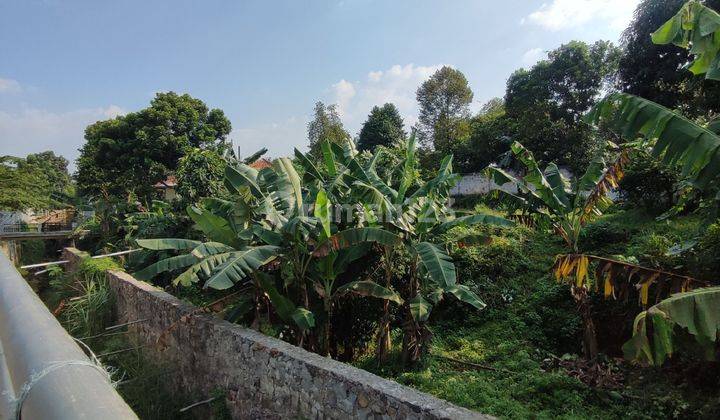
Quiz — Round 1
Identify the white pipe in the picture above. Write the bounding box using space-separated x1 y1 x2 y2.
0 252 138 419
20 249 140 270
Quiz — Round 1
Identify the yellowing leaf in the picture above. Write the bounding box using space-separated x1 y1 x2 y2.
604 273 613 298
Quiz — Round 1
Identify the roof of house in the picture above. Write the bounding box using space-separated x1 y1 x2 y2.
153 175 177 189
249 158 273 170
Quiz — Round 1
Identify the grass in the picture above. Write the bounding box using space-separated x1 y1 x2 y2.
355 208 720 419
43 254 232 420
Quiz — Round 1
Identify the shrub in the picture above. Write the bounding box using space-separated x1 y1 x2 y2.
51 256 122 337
579 220 631 252
619 152 679 214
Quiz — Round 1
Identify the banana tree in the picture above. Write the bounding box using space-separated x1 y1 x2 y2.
135 147 405 352
300 135 514 364
488 141 628 252
623 287 720 366
488 141 633 358
579 0 720 364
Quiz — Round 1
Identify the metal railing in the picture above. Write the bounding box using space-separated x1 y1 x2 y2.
0 252 137 419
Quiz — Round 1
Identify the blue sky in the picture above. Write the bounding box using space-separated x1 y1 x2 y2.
0 0 639 171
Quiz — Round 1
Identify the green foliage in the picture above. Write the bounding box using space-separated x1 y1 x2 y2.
589 93 720 197
624 287 720 365
76 92 231 198
454 98 511 173
176 148 229 203
50 257 122 337
357 103 406 152
652 0 720 81
0 152 73 210
306 101 352 158
488 141 623 251
416 66 473 153
618 0 720 117
504 40 619 172
619 151 680 214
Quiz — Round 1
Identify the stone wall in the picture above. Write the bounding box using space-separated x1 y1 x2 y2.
62 248 491 419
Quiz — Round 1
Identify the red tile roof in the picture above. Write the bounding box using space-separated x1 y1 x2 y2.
153 175 177 188
249 158 273 170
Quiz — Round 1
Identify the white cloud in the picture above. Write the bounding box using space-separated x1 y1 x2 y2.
525 0 640 31
522 48 545 66
0 77 22 93
230 63 447 159
330 63 446 135
0 105 126 172
332 79 356 117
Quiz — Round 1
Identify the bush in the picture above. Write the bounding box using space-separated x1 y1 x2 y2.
579 220 631 252
619 152 679 214
692 221 720 283
50 256 122 337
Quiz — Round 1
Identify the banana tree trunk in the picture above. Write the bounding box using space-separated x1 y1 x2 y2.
573 287 598 360
376 253 393 362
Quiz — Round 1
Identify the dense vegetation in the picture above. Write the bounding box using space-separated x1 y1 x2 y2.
7 1 720 418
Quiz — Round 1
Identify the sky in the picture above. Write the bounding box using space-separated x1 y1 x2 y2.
0 0 640 172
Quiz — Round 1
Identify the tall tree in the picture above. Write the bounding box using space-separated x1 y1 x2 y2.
23 151 72 198
0 152 72 211
504 40 620 172
176 148 228 204
415 66 473 153
617 0 720 117
455 98 511 173
356 103 406 152
76 92 231 199
307 101 351 157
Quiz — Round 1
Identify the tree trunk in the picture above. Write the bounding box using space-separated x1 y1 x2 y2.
574 287 598 360
376 257 394 362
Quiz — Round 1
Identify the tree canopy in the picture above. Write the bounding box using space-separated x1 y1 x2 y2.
306 101 351 157
504 40 620 171
617 0 720 117
76 92 231 199
356 103 406 152
0 152 72 211
176 148 229 204
415 66 473 153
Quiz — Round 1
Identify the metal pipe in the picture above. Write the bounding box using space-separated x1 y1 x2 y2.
0 252 137 419
20 248 140 270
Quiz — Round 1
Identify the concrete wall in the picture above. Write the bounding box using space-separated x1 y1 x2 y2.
62 248 491 420
450 167 574 197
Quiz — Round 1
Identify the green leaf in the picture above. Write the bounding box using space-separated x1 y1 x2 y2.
409 294 431 323
314 188 331 239
445 284 486 310
135 238 202 251
321 141 337 177
651 1 720 80
291 308 315 330
396 134 417 204
224 163 262 196
623 286 720 365
324 227 401 252
335 280 403 305
187 205 238 246
274 157 303 212
414 242 456 288
294 148 324 182
174 252 234 287
133 253 199 281
587 93 720 192
204 246 280 290
255 272 308 328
